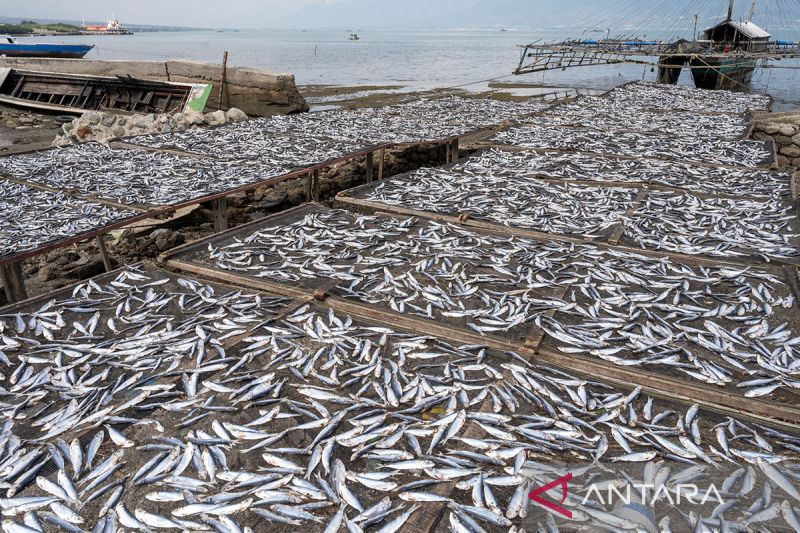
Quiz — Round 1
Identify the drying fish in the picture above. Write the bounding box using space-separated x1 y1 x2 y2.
0 180 133 260
492 124 772 168
426 147 791 199
195 207 799 398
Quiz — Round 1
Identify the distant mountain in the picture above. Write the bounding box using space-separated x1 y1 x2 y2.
277 0 603 31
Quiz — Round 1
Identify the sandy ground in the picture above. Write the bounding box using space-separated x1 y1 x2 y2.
0 103 63 155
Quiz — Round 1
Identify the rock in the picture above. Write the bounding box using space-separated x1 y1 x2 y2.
112 127 127 138
205 110 227 126
762 124 781 135
150 228 172 241
228 192 248 206
75 126 93 140
777 155 790 167
5 120 19 128
779 125 797 137
155 238 171 252
792 158 800 168
261 190 288 208
61 123 74 135
775 135 792 146
780 145 800 159
752 132 771 142
39 265 56 282
117 117 127 127
185 110 206 126
18 116 35 126
253 187 267 201
792 133 800 146
100 113 116 127
226 107 248 122
85 112 102 126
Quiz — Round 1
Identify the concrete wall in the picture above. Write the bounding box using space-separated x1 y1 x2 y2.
0 58 309 117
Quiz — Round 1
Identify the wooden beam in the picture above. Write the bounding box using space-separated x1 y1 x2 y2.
218 51 229 110
95 235 113 273
365 151 374 184
312 169 321 202
213 197 228 233
377 148 385 180
0 262 27 304
305 172 313 202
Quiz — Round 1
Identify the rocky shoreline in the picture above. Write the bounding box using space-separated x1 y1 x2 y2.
54 107 249 146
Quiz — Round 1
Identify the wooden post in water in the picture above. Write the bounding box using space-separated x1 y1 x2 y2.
213 197 228 232
365 151 374 184
218 51 229 110
96 235 113 272
451 138 459 162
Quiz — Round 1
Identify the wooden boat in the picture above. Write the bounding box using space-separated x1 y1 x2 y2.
689 7 770 90
0 36 93 59
0 68 212 115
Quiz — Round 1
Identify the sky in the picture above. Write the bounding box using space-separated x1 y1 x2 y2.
2 0 797 32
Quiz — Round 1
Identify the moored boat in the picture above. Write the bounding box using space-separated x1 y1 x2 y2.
690 15 769 90
0 36 93 59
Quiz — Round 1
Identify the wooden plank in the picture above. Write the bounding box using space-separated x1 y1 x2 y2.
305 172 313 202
312 169 321 202
365 151 374 184
96 235 113 273
0 264 14 305
213 197 228 233
377 148 385 180
533 346 800 432
608 186 649 245
0 263 27 304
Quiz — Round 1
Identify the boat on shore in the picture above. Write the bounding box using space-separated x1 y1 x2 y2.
0 68 211 115
0 36 93 59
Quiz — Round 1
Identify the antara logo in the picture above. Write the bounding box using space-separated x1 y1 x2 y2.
528 472 573 519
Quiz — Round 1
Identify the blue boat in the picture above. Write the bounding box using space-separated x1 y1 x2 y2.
0 36 93 59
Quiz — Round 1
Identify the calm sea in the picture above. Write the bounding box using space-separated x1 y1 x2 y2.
24 29 800 109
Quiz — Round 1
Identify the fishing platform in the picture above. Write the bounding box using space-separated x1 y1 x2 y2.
514 0 800 90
